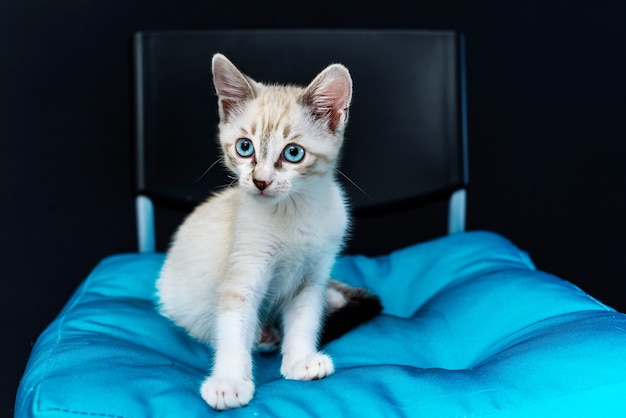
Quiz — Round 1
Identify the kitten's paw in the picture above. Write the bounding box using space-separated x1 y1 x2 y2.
281 352 335 380
200 375 255 410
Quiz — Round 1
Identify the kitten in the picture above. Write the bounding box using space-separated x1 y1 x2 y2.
156 53 380 411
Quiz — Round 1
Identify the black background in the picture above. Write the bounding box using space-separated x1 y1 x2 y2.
3 0 625 412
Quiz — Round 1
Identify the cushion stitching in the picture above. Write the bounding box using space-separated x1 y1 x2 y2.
43 408 129 418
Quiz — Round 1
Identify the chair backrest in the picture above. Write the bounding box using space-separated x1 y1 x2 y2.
134 30 468 254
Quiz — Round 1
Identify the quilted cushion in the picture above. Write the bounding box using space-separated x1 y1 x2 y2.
16 231 626 417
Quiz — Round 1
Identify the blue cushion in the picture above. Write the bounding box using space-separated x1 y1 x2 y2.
16 231 626 417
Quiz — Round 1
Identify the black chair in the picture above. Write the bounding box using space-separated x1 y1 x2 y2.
17 30 626 418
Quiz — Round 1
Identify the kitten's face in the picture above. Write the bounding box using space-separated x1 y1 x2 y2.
219 86 340 203
212 54 352 204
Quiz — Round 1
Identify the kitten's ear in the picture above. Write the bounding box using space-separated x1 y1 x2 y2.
302 64 352 133
212 53 256 121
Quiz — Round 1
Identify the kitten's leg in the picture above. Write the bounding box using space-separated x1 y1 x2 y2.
200 279 263 410
280 278 334 380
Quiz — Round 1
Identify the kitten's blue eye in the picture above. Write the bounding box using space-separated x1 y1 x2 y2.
283 144 305 163
235 138 254 158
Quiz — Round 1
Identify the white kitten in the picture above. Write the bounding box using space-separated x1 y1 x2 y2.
156 53 353 410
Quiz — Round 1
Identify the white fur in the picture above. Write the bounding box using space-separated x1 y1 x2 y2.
156 54 352 410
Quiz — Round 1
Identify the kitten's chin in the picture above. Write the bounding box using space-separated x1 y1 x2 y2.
249 190 284 205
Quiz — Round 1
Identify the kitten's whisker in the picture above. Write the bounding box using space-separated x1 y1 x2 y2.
336 169 371 199
193 157 224 184
215 178 237 190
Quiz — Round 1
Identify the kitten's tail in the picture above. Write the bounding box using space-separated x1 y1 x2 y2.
320 280 383 345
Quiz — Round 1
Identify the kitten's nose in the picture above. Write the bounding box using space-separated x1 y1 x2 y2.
253 179 272 191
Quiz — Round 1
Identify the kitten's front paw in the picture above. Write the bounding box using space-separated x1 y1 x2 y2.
281 352 335 380
200 375 255 410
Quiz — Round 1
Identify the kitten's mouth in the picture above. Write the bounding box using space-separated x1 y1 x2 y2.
253 190 280 202
244 182 283 203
